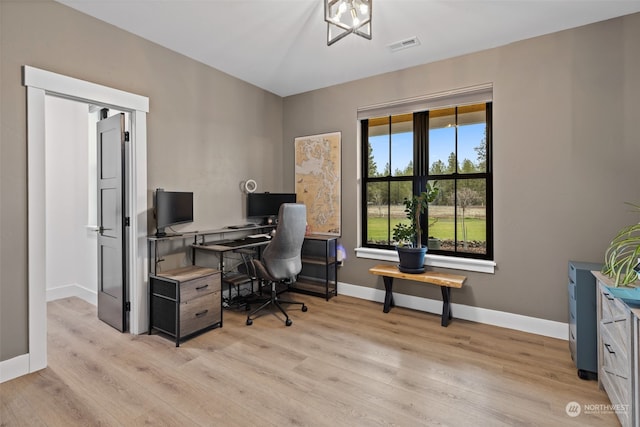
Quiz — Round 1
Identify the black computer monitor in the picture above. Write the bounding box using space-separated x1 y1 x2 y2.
247 192 296 221
155 189 193 237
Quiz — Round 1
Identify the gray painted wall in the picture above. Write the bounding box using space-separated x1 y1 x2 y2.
1 0 639 362
1 0 284 361
283 13 640 324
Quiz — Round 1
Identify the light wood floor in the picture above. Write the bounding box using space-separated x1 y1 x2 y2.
1 294 619 426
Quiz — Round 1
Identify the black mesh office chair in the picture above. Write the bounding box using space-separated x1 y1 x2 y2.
239 203 308 326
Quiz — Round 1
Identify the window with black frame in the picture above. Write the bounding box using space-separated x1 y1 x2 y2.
361 102 493 260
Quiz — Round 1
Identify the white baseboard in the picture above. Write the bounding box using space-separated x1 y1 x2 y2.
46 283 97 306
0 353 30 383
2 286 97 384
337 282 568 340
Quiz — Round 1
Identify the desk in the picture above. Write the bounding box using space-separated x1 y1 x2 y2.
147 225 274 274
192 236 271 271
193 236 271 255
369 264 466 327
192 237 272 305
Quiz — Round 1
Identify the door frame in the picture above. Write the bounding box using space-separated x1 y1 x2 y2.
24 65 149 373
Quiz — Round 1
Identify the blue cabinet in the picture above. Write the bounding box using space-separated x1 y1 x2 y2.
568 260 602 379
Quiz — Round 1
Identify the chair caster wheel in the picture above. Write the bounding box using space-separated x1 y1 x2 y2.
301 305 308 312
246 318 253 326
285 319 292 326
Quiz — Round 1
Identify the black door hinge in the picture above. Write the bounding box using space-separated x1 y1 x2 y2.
124 131 130 142
125 217 130 227
125 301 131 312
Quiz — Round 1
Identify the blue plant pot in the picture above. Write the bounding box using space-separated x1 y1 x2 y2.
397 246 427 273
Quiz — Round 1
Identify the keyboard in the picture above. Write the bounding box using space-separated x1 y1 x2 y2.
202 239 233 246
228 224 257 229
248 233 270 239
224 236 271 247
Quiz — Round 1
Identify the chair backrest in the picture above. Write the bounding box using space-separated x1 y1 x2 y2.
262 203 307 280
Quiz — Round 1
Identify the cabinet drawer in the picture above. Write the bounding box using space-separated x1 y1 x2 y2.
569 328 576 359
569 263 578 283
611 317 631 356
601 322 629 378
568 280 576 301
181 273 221 302
569 322 576 343
601 285 629 322
569 297 577 320
179 291 221 337
600 368 632 427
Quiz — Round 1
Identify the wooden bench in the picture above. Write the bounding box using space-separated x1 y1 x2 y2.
369 264 466 327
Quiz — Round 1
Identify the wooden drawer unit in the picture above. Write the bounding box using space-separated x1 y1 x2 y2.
595 273 638 427
150 266 222 346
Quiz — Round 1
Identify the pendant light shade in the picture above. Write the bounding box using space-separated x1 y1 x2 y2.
324 0 372 46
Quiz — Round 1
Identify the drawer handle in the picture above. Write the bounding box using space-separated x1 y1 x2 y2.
604 343 615 354
195 284 209 290
195 309 209 318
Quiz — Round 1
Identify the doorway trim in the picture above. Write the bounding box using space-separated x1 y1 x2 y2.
23 65 149 373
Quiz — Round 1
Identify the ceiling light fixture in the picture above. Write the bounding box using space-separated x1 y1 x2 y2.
324 0 372 46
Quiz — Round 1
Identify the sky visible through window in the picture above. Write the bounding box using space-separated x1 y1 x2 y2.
370 123 485 175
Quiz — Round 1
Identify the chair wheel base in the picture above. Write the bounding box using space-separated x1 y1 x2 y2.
246 318 253 326
285 319 292 326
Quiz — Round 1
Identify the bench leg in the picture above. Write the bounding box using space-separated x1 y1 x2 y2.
441 286 452 327
382 276 395 313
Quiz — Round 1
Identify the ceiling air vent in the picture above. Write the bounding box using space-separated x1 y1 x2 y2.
388 36 420 53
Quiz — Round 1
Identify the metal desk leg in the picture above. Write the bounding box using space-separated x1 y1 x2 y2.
440 286 452 327
382 276 395 313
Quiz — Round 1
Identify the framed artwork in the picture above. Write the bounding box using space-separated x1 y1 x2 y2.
294 132 341 236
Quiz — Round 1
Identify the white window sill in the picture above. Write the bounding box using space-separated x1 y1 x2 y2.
354 247 496 274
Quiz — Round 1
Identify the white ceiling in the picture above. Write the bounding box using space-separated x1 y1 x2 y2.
55 0 640 97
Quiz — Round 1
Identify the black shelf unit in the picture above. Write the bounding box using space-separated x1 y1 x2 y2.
290 234 339 301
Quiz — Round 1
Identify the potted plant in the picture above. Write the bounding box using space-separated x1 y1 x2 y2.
392 182 439 273
602 202 640 287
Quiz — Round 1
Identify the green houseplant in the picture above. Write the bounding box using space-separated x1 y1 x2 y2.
393 183 439 273
602 202 640 287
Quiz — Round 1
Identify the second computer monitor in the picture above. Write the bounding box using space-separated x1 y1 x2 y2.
247 192 296 222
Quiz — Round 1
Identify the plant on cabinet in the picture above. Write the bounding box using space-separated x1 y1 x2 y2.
602 202 640 287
